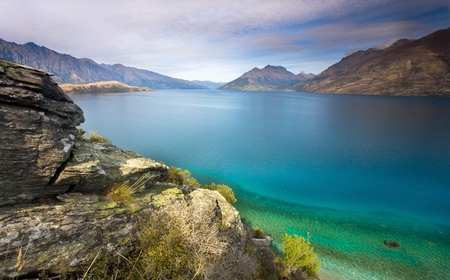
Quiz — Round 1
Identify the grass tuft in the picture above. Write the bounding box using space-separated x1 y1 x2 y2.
107 172 154 203
88 131 109 143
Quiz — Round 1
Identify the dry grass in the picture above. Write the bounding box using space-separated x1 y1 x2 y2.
107 172 154 203
88 131 109 143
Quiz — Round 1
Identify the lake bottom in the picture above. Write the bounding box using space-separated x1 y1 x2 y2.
220 183 450 280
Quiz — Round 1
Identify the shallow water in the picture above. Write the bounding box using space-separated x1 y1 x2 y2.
73 90 450 279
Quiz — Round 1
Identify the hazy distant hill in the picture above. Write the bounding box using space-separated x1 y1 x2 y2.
219 65 314 91
0 39 206 89
60 81 151 94
294 27 450 96
192 80 225 90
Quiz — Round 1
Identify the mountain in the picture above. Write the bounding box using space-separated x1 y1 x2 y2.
294 27 450 96
191 80 225 90
218 65 314 91
0 38 206 89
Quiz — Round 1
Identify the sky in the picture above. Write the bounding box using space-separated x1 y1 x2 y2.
0 0 449 82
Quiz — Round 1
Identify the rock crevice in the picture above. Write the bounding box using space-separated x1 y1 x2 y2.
0 59 84 206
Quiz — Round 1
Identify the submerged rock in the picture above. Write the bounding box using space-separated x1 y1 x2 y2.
384 240 402 249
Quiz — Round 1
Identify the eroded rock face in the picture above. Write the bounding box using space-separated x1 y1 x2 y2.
53 141 169 194
0 59 84 205
0 187 247 278
0 192 147 278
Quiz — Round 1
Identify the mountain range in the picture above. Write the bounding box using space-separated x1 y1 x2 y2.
294 27 450 96
1 27 448 95
219 65 314 91
0 39 207 89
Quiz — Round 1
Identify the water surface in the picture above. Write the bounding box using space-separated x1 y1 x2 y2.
73 90 450 279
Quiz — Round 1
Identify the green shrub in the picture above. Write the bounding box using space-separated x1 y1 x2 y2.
203 182 217 190
216 184 237 204
282 233 321 277
139 219 191 278
253 227 265 239
88 130 109 143
165 166 200 187
203 183 237 204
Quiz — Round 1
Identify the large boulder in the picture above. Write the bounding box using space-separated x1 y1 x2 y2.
0 186 247 278
0 59 84 205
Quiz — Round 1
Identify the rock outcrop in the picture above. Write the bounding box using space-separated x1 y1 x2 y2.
53 141 168 194
0 59 84 206
0 186 246 278
0 60 252 279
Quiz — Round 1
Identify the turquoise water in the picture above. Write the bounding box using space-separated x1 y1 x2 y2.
72 90 450 279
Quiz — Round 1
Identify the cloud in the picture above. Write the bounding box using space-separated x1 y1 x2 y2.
0 0 449 81
374 38 402 50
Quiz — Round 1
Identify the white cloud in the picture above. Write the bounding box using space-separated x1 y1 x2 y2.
0 0 448 81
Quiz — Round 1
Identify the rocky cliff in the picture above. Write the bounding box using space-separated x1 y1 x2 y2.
0 59 84 205
219 65 313 91
0 60 254 279
294 27 450 96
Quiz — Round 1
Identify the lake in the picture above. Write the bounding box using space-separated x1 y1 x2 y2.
72 90 450 280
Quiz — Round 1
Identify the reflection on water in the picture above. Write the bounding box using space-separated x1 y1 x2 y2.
73 90 450 280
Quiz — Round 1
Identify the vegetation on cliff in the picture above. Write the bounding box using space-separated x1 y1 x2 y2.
281 233 321 277
203 182 237 204
83 200 258 280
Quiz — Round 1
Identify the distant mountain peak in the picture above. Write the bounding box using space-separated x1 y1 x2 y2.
263 65 286 70
294 27 450 96
219 65 314 91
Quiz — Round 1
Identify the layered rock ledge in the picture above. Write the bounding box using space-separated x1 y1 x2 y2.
0 60 253 279
0 59 84 205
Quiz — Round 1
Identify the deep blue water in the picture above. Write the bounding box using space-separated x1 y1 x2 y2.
72 90 450 280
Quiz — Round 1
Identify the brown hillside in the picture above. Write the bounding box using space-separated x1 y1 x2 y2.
294 27 450 96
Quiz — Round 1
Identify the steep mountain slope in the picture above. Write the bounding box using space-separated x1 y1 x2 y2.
0 39 206 89
294 27 450 96
219 65 313 91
